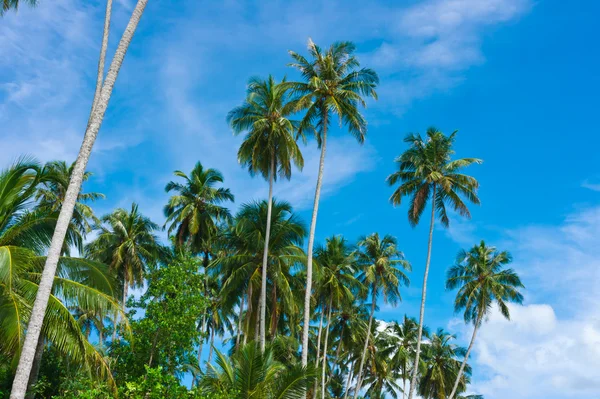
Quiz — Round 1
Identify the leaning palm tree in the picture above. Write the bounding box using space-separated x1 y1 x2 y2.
228 75 303 352
446 241 524 399
199 343 315 399
0 159 126 392
386 128 481 399
86 203 164 310
288 39 379 368
12 1 148 396
352 233 410 399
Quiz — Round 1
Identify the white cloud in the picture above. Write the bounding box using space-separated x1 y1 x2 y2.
457 206 600 398
582 179 600 192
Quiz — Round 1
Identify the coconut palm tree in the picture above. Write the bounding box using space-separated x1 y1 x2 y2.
228 75 304 353
12 1 149 395
287 39 379 368
164 162 234 256
199 343 315 399
361 331 403 399
418 329 469 399
314 236 360 399
446 241 524 399
352 233 410 399
86 203 165 310
36 160 104 240
383 316 430 399
386 128 482 399
0 159 125 392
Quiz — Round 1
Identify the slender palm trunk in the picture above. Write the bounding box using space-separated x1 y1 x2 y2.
335 322 345 371
207 328 215 365
259 157 275 353
407 184 436 399
25 337 45 399
10 3 148 397
313 304 325 396
353 288 377 399
122 282 128 311
302 112 328 368
254 299 260 343
321 296 333 399
197 315 206 369
343 360 354 399
236 294 245 350
448 313 482 399
244 284 252 347
402 360 407 399
148 328 160 368
270 283 278 337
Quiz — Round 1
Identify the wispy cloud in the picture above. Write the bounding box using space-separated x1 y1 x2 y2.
582 179 600 192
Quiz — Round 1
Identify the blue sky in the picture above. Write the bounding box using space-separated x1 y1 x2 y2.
2 0 600 397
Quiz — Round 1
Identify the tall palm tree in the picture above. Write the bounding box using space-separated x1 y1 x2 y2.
446 241 524 399
314 236 360 399
164 162 234 255
288 39 379 368
0 159 125 391
228 75 303 352
352 233 410 399
418 329 469 399
36 160 104 240
199 343 315 399
361 331 403 399
86 203 165 309
386 128 481 399
12 1 148 396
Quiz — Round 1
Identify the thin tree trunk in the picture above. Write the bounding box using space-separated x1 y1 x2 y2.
448 313 482 399
335 322 345 370
244 284 252 347
302 111 328 368
147 328 160 368
236 294 245 350
407 184 436 399
402 359 406 399
313 305 325 396
270 283 278 337
321 296 333 399
10 2 148 398
122 282 128 311
25 337 44 399
254 297 260 343
343 360 354 399
353 288 377 399
90 0 112 115
98 323 104 347
207 328 215 365
260 157 275 353
197 315 206 370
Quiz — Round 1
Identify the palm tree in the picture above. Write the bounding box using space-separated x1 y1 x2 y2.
1 0 36 15
164 162 234 255
314 236 360 399
361 331 403 399
446 241 524 399
12 1 149 396
383 316 430 399
228 75 303 353
352 233 410 399
386 128 481 399
86 203 165 309
418 329 468 399
199 343 315 399
0 159 125 392
288 39 379 368
36 160 104 241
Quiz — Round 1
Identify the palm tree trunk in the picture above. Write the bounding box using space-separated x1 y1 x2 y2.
254 299 260 343
9 2 148 398
313 305 325 396
207 328 215 365
260 156 275 353
448 313 482 399
122 282 128 311
321 296 333 399
270 283 278 337
302 112 328 369
335 322 345 372
25 337 45 399
343 360 354 399
236 294 245 350
407 184 436 399
244 284 252 347
353 288 377 399
402 359 407 399
197 315 206 370
90 0 112 115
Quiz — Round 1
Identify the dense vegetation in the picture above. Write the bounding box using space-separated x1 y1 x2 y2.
1 2 525 399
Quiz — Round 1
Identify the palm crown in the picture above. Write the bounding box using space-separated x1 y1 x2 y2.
228 75 304 181
387 128 482 227
446 241 525 324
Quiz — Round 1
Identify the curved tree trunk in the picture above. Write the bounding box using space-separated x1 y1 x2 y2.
207 328 215 365
353 288 377 399
321 296 333 399
343 360 354 399
25 336 45 399
236 294 245 350
10 2 148 398
448 313 482 399
313 303 325 396
407 184 436 399
259 156 275 353
301 111 328 369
